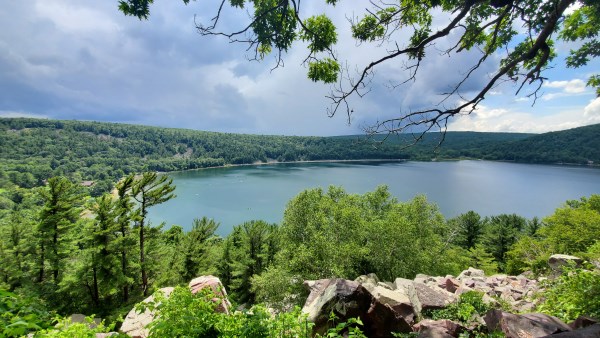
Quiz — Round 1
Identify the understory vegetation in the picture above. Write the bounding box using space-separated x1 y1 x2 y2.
0 172 598 337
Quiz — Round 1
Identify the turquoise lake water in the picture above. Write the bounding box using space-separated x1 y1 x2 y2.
148 161 600 236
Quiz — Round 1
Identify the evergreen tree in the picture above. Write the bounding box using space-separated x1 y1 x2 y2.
483 214 526 271
221 221 279 305
131 172 176 296
37 177 83 285
449 211 484 249
181 217 220 282
114 175 137 303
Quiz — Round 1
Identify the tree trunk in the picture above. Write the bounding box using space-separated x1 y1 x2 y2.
122 249 129 302
38 241 45 283
140 201 147 296
53 224 58 282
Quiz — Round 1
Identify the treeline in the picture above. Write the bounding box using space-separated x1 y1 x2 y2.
9 118 600 197
1 174 599 335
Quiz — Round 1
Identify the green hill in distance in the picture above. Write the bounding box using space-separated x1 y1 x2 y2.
1 117 598 195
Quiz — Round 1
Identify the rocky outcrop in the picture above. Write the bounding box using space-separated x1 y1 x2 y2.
484 310 572 337
301 268 550 337
121 287 174 338
301 278 412 337
121 275 230 338
188 275 231 314
544 324 600 337
413 319 466 338
548 254 583 271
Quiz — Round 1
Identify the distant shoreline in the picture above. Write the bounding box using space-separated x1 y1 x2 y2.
161 157 598 175
164 158 409 174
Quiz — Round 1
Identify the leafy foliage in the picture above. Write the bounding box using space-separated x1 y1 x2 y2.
424 291 493 325
537 269 600 322
0 289 53 338
143 286 313 338
507 195 600 274
252 186 464 308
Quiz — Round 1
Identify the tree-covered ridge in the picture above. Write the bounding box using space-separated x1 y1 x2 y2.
1 118 598 196
482 123 600 164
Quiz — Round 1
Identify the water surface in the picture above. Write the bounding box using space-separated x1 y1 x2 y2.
148 161 600 236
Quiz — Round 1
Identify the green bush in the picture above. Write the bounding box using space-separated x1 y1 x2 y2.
0 289 54 338
537 269 600 322
424 291 492 323
34 317 128 338
143 286 313 338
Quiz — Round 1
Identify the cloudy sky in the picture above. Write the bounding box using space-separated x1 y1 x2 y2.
1 1 599 136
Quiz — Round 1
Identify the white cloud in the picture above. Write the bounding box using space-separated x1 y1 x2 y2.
584 97 600 118
544 79 587 93
447 102 599 133
0 111 48 119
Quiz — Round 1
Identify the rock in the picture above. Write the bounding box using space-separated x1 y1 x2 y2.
95 334 119 338
457 267 485 280
368 284 416 323
414 283 455 312
438 277 460 293
188 275 231 314
542 323 600 337
548 254 583 271
484 310 571 337
414 319 466 338
301 278 412 337
355 273 380 286
569 316 598 330
69 314 101 329
121 287 174 338
394 278 422 314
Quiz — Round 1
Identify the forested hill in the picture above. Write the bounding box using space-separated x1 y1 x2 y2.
481 123 600 164
0 118 597 195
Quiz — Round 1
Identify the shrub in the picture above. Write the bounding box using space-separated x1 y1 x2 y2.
0 289 54 338
537 269 600 322
142 286 313 337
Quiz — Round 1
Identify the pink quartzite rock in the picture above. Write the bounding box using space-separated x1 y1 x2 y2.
484 310 571 338
302 278 413 337
542 324 600 337
413 319 466 338
121 287 174 338
188 275 231 314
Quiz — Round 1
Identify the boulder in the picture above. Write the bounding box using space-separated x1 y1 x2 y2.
121 287 174 338
484 310 571 337
394 278 422 314
121 275 231 338
457 267 485 280
548 254 583 271
569 316 598 330
542 324 600 337
355 273 380 286
438 277 460 293
188 275 231 314
414 282 455 311
69 314 101 329
413 319 466 338
301 278 412 337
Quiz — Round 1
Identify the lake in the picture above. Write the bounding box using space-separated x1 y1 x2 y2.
147 160 600 236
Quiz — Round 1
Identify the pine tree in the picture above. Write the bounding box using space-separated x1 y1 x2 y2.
37 177 83 285
131 173 176 296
